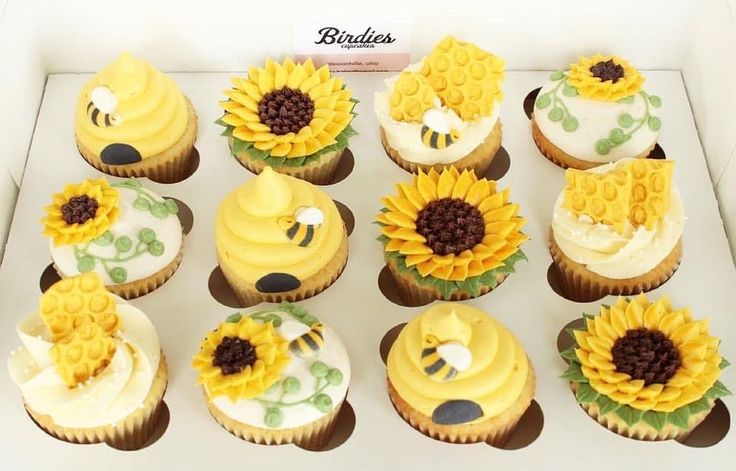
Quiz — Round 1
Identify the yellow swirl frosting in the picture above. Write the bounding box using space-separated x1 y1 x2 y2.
74 52 188 159
567 54 644 102
215 167 344 284
387 303 530 422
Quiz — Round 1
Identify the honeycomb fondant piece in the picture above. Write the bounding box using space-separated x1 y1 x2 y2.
563 168 631 233
40 273 119 342
389 72 437 122
628 160 675 230
49 322 117 387
418 36 504 121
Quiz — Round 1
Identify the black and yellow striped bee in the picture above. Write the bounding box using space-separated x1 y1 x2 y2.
420 335 472 382
87 86 122 128
278 206 324 247
289 323 325 358
420 125 460 150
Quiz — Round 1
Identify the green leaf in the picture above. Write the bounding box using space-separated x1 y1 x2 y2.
648 95 662 108
562 84 578 97
575 383 599 404
667 406 690 430
647 116 662 132
535 94 551 110
595 138 612 155
164 199 179 215
561 362 587 383
559 346 578 363
582 312 595 320
687 397 713 415
562 116 579 132
77 255 95 273
549 70 565 81
548 107 564 122
93 231 114 246
705 380 732 400
615 405 644 427
124 178 142 188
609 128 627 144
134 197 151 211
642 411 667 433
435 279 457 300
464 276 481 297
231 138 250 155
214 117 230 127
617 95 635 104
220 126 234 138
720 358 731 369
595 395 621 416
225 313 242 323
617 113 634 128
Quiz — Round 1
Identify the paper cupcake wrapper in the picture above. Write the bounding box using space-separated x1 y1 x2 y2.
206 395 344 450
230 138 345 185
25 353 168 450
386 361 535 445
218 229 348 306
55 248 183 300
78 97 198 183
387 258 508 305
531 116 655 170
549 232 682 300
569 382 713 441
380 120 502 175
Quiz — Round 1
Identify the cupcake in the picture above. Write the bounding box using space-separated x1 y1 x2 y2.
561 294 731 441
374 35 504 175
550 158 683 299
42 177 183 299
75 52 198 182
192 303 350 449
217 58 358 184
376 166 528 305
387 303 535 445
7 273 168 450
215 167 348 306
532 54 661 169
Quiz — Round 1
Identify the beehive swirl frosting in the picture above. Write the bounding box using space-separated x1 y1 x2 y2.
387 303 531 425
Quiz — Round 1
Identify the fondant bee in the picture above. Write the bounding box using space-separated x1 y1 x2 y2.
420 107 461 149
87 86 123 128
421 125 460 150
288 323 325 358
278 206 324 247
420 335 473 382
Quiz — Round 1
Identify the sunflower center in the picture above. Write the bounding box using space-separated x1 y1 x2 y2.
213 336 257 375
258 87 314 135
415 197 485 255
590 60 625 83
61 195 99 225
611 328 681 386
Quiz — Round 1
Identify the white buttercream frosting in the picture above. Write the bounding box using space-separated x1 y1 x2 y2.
551 159 684 279
7 300 161 428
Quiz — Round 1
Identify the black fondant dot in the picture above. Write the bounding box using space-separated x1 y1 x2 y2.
100 143 143 165
255 273 301 293
432 399 484 425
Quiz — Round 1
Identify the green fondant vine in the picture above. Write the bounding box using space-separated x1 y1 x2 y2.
595 91 662 156
535 71 580 132
112 179 179 219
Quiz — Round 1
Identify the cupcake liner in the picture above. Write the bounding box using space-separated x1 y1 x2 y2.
218 230 348 306
381 121 502 175
549 231 682 300
25 353 168 450
206 396 344 450
387 258 508 305
531 116 655 170
55 248 184 300
387 361 536 445
569 382 713 441
78 97 198 183
230 138 345 185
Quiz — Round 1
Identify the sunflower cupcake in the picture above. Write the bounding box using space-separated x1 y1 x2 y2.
7 273 168 450
387 303 536 445
561 294 731 441
193 303 350 449
532 54 661 169
217 58 358 184
215 167 348 306
75 52 198 182
376 166 527 305
550 158 683 300
374 35 504 175
42 177 183 299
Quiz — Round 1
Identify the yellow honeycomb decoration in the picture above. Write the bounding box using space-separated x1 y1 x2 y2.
40 273 119 342
49 322 117 387
418 35 504 121
389 72 437 122
629 160 675 230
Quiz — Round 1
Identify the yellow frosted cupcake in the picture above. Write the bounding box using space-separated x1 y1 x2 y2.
75 52 198 182
215 167 348 306
376 166 528 305
7 273 168 450
561 294 730 441
374 35 504 175
387 303 536 445
217 58 357 184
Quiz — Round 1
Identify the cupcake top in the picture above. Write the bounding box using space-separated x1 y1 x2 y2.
75 52 189 164
42 177 183 285
374 36 504 165
376 166 528 298
192 303 350 429
7 273 162 428
217 58 357 167
215 167 344 290
387 303 531 425
551 158 684 279
534 54 661 163
562 294 730 433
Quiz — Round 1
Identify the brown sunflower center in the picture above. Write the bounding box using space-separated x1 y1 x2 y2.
213 336 257 375
415 197 485 256
611 328 681 386
258 87 314 135
61 195 99 225
590 59 625 83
